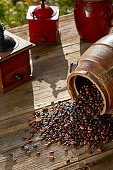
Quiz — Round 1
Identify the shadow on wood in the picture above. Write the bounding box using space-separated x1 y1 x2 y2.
80 39 92 56
91 152 113 170
31 41 68 98
0 80 34 121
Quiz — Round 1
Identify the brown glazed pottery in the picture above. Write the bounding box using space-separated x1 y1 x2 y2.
67 34 113 115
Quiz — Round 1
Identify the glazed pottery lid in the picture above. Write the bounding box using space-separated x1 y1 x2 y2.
33 0 54 19
81 0 107 2
0 23 18 52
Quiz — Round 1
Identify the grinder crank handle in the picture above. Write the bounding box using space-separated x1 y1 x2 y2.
42 0 46 8
0 23 5 41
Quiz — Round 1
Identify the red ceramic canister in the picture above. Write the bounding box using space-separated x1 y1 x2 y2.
74 0 113 42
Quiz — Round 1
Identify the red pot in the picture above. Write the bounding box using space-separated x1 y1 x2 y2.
74 0 113 42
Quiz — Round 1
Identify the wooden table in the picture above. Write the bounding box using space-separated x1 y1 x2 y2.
0 14 113 170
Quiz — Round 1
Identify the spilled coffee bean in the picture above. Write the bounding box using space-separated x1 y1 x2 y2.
24 78 113 153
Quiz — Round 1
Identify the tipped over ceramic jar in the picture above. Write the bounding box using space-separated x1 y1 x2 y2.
67 34 113 115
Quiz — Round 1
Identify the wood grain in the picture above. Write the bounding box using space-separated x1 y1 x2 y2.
0 13 113 170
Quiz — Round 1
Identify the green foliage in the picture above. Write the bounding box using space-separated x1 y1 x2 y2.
0 0 9 19
0 0 34 28
57 0 75 15
0 0 74 28
4 2 29 28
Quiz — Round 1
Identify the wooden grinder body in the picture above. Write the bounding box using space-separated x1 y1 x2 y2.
0 31 33 93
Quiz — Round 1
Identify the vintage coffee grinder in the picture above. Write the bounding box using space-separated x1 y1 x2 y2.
74 0 113 42
26 0 60 44
0 23 34 93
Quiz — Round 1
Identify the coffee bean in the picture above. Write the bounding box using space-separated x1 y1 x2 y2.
49 151 54 154
44 144 49 148
64 148 68 152
49 156 54 160
31 112 36 118
12 158 17 164
9 153 13 157
24 146 29 151
26 150 31 155
95 135 98 140
58 141 61 145
66 159 70 164
33 144 37 148
23 77 113 154
28 140 33 144
51 101 55 106
21 145 25 150
80 125 84 130
36 152 40 156
30 133 34 137
97 148 103 152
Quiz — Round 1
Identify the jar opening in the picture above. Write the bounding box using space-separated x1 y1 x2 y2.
74 75 106 115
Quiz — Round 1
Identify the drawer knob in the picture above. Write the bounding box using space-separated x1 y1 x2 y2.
15 74 24 81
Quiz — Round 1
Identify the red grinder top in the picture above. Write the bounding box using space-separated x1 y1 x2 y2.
26 0 59 21
33 5 54 19
33 0 54 19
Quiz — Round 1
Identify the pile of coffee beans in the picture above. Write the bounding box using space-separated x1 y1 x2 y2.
25 78 113 153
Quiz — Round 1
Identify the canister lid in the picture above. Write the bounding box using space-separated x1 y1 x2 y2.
81 0 108 2
33 4 54 19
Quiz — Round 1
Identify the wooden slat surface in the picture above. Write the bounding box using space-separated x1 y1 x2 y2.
0 14 113 170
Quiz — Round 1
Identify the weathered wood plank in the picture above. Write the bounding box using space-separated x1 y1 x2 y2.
0 13 113 170
0 102 113 170
1 127 113 170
